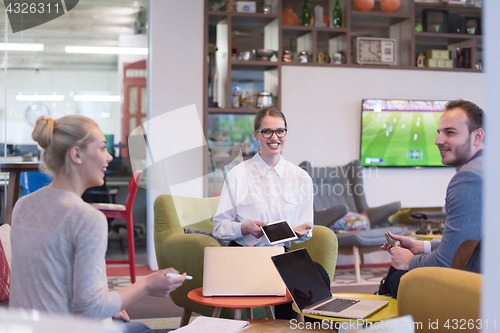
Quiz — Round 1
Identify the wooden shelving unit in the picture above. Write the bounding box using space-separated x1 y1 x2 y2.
203 0 483 195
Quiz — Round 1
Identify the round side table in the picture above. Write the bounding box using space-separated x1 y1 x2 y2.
187 287 292 320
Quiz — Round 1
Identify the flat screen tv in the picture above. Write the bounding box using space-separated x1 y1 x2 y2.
360 99 449 167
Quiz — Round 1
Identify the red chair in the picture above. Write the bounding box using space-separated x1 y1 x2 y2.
91 171 143 283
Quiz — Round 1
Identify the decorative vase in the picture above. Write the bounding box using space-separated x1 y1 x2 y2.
353 0 375 12
380 0 401 13
282 6 299 26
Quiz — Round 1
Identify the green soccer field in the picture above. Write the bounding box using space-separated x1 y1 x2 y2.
361 111 445 167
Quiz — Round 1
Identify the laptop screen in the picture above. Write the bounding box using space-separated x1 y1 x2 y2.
272 248 332 311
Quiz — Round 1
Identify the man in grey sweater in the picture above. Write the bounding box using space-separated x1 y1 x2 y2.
382 99 484 298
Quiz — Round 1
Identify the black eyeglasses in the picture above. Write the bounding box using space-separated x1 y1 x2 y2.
256 128 287 139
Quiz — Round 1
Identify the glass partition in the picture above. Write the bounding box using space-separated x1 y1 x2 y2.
0 1 148 228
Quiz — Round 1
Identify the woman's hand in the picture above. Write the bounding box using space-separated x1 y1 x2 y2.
143 268 187 297
241 221 267 238
294 223 312 237
112 310 130 322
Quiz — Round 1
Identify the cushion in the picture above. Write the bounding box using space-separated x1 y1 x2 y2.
330 211 371 232
184 228 230 246
0 225 10 268
0 224 11 301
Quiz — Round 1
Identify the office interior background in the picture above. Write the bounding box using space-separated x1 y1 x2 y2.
0 0 499 324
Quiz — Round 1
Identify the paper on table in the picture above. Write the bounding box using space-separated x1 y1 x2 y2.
172 316 250 333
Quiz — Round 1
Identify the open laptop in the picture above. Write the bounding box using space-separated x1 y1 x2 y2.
203 247 286 296
271 248 389 319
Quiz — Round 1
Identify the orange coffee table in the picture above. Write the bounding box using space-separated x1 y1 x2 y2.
187 287 292 320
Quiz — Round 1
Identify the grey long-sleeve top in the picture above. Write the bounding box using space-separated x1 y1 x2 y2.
409 150 483 273
10 186 122 319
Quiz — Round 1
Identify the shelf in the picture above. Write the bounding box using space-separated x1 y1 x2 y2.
282 26 348 39
230 60 279 71
208 11 279 27
411 66 482 73
351 11 412 26
415 32 480 45
208 11 228 25
208 107 260 114
231 13 279 27
414 1 482 17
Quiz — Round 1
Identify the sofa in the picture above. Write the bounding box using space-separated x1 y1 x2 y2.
300 160 405 282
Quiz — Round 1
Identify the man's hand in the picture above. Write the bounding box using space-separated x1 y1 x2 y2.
389 246 414 271
294 223 312 237
112 310 130 322
241 221 267 238
381 231 424 255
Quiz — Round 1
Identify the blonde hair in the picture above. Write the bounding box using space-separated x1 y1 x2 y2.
32 115 99 175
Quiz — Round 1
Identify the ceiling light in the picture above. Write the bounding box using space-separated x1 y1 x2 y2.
0 43 44 51
16 95 64 101
65 46 148 55
73 95 121 102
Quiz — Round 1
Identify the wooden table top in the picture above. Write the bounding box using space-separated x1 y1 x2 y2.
245 319 336 332
0 162 40 172
188 287 292 309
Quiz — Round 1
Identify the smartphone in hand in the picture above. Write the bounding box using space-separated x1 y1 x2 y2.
385 233 396 248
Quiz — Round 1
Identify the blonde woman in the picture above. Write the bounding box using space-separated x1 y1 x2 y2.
10 115 187 333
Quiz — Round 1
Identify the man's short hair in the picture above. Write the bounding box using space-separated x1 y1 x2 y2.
445 99 484 133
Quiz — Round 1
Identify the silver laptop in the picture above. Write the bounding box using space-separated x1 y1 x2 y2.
271 248 389 319
203 247 286 296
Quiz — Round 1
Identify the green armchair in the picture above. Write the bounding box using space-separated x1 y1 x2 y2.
154 194 339 326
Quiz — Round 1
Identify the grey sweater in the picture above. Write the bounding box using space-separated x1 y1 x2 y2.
10 186 122 319
409 150 483 272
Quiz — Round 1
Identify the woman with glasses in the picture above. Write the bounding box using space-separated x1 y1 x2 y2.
212 107 325 320
212 107 313 246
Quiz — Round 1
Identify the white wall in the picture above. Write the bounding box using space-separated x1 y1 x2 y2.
482 0 500 324
282 66 485 207
147 0 204 269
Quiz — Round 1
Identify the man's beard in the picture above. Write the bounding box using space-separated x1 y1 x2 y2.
441 132 473 167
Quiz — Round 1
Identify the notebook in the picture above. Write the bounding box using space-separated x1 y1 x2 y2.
271 248 389 319
203 246 286 296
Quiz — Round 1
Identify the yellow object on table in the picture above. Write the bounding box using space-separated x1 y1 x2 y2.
292 293 398 323
410 232 443 240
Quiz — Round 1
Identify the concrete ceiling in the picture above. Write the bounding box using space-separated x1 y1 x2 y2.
0 0 148 70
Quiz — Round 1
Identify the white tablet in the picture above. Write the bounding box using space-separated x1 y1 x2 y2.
261 220 298 245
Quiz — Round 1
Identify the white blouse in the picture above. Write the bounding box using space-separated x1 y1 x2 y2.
212 153 314 246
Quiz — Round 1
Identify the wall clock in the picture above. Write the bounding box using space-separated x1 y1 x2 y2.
356 37 397 65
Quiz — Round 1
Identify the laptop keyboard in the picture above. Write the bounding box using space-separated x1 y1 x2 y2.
315 298 360 313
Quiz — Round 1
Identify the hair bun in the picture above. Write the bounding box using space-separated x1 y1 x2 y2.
32 116 56 148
